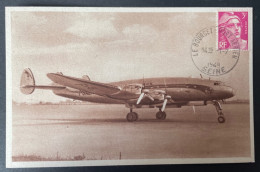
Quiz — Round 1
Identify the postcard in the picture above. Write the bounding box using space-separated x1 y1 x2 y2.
6 7 254 167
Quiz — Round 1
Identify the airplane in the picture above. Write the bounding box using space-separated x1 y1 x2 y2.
20 68 235 123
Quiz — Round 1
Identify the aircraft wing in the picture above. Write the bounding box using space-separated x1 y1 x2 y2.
47 73 121 96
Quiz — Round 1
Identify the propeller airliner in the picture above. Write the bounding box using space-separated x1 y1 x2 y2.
20 68 235 123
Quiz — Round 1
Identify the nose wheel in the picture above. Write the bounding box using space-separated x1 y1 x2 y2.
218 116 225 123
156 110 166 120
126 109 138 122
213 101 226 123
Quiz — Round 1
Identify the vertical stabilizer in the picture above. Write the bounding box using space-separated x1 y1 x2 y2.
20 68 35 94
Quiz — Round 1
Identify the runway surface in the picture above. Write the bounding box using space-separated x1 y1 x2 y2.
12 103 251 161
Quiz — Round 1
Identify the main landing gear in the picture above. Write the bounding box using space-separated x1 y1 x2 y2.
213 100 225 123
126 108 167 122
126 108 138 122
156 109 166 120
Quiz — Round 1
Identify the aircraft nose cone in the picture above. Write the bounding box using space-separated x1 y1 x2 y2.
226 87 235 98
231 88 235 97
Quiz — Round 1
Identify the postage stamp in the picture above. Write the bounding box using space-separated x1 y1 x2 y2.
218 11 248 50
5 7 253 168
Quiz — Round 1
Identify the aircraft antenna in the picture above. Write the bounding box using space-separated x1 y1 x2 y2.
163 78 167 92
142 74 145 88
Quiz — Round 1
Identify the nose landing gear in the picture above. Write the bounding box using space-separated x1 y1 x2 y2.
213 100 226 123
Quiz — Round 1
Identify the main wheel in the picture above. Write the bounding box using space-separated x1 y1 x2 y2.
127 112 134 122
162 112 166 120
156 111 166 120
127 112 138 122
132 112 138 121
218 116 225 123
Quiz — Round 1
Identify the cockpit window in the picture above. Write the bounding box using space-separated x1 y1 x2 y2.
214 81 224 86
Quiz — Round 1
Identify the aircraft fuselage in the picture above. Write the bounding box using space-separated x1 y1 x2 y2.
52 77 234 105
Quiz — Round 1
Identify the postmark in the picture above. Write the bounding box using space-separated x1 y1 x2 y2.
191 26 240 76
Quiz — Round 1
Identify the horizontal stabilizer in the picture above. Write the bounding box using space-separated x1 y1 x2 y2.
21 85 66 90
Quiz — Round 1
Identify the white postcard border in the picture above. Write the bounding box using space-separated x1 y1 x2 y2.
5 7 254 168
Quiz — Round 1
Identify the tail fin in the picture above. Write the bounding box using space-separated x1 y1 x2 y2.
20 68 66 95
82 75 90 81
20 68 35 95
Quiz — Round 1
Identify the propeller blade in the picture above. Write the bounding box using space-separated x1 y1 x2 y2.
161 99 168 112
137 93 145 104
146 94 155 102
192 105 196 114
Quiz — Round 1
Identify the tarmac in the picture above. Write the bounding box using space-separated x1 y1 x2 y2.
12 103 251 161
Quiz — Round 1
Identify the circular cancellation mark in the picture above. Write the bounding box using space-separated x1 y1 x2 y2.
191 26 240 76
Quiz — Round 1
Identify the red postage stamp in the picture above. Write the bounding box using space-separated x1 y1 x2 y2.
218 11 248 50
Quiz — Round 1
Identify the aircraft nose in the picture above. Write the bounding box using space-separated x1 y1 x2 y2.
226 86 235 98
231 88 235 97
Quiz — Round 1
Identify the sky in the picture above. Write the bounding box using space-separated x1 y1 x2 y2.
9 11 250 103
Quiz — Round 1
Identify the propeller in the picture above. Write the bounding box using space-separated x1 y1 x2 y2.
136 92 145 104
161 95 171 112
160 78 172 112
136 78 172 110
136 89 154 104
137 75 147 105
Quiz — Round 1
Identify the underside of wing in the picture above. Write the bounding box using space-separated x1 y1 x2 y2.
47 73 121 96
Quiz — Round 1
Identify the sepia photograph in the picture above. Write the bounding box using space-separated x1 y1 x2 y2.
6 7 254 167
